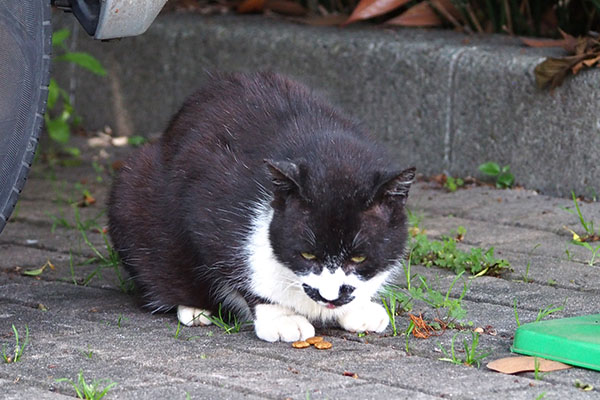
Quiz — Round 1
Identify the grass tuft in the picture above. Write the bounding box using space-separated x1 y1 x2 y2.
56 371 117 400
1 325 29 363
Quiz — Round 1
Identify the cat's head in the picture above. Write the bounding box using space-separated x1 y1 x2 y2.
265 158 415 309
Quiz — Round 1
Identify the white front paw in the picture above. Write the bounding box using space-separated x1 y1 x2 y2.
338 301 389 333
177 305 213 327
254 304 315 342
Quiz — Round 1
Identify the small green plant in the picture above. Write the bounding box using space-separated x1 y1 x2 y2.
410 227 511 276
74 209 132 293
404 319 415 354
201 304 249 334
534 357 545 380
173 320 183 339
535 302 565 322
81 346 93 359
128 135 147 147
56 371 116 400
116 314 128 328
418 272 469 324
438 331 489 368
478 162 514 188
381 262 470 336
444 176 464 192
381 288 403 337
513 298 521 327
1 325 29 363
513 298 565 326
567 192 598 237
46 29 105 153
535 393 547 400
563 192 600 266
518 244 541 283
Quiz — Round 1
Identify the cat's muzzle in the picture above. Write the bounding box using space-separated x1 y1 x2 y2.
302 283 355 308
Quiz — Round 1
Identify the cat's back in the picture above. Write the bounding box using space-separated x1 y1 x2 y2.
160 72 358 165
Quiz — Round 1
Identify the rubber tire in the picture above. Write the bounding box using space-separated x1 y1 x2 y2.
0 0 51 234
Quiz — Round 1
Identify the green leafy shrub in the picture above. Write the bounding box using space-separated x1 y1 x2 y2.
46 28 105 154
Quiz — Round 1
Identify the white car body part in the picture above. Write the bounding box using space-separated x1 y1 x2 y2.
94 0 168 39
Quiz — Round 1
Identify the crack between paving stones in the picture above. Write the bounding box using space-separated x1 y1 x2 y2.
435 213 571 239
0 240 103 262
111 358 295 400
238 346 448 399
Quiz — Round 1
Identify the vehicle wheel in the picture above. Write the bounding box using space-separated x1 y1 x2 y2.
0 0 51 233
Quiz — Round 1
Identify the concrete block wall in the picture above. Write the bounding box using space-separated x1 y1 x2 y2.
51 13 600 197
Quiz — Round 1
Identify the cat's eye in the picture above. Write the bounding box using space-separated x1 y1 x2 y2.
301 252 316 260
351 255 366 263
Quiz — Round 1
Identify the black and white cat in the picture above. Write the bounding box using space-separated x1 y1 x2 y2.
107 72 415 342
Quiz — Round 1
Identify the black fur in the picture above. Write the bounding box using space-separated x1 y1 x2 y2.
107 72 415 316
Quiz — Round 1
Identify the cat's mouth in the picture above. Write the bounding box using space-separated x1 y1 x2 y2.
302 284 355 308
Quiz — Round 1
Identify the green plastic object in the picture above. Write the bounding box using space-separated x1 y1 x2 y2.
511 314 600 371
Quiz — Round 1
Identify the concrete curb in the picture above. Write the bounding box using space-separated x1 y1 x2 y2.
52 13 600 197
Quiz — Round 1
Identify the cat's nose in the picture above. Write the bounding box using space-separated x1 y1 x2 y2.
302 284 355 306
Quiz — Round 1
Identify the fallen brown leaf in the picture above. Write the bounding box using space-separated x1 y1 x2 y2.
344 0 412 25
386 1 442 27
487 356 571 374
237 0 265 13
582 54 600 68
534 55 584 89
520 29 577 53
409 313 445 339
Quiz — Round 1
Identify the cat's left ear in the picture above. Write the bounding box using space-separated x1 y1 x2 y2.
373 167 416 207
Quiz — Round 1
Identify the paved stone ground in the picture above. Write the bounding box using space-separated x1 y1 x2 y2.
1 139 599 399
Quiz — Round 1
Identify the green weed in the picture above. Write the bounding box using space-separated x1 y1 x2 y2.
81 346 93 359
128 135 147 147
74 208 132 293
418 272 469 324
517 244 541 283
444 176 464 192
56 370 116 400
438 331 489 368
46 28 105 151
534 357 545 380
410 227 511 276
1 325 29 363
173 320 183 339
513 298 565 326
478 162 514 188
116 314 128 328
563 192 600 266
381 288 404 337
201 304 250 334
381 260 470 336
404 319 415 354
535 302 565 322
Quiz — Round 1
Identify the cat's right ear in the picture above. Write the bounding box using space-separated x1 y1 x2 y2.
264 160 311 209
264 159 302 193
264 159 308 208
